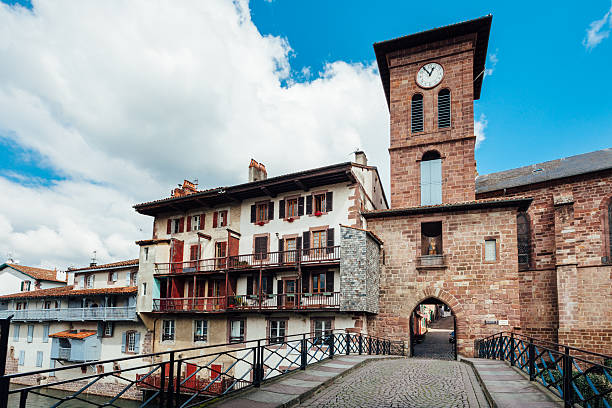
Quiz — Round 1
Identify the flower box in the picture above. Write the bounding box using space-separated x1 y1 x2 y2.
314 211 323 217
287 217 294 223
256 221 265 226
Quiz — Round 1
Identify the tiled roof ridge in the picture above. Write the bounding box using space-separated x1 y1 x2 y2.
69 259 139 272
3 263 65 283
0 285 137 299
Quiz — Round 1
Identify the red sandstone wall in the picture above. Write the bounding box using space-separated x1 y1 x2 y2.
367 207 521 357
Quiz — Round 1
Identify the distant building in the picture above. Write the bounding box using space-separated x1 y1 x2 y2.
0 263 66 295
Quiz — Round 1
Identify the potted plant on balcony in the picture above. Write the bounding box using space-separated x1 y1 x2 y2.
257 221 265 226
314 211 322 217
287 217 294 223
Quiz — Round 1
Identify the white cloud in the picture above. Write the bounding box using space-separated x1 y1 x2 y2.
583 2 612 49
484 51 498 77
475 114 487 148
0 0 389 269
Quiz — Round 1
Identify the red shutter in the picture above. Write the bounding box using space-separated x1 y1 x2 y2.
179 217 185 232
167 219 172 234
213 212 218 228
190 245 199 261
200 214 205 230
186 216 192 232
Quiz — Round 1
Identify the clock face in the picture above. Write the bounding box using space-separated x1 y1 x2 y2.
416 62 444 88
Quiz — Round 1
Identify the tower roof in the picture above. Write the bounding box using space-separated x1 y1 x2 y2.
373 15 492 108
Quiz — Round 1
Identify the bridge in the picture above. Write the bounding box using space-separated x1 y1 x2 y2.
0 317 610 408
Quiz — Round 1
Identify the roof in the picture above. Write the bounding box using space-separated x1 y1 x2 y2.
373 15 492 108
69 259 139 273
476 148 612 194
340 224 384 246
0 285 137 300
363 198 532 219
49 330 97 339
134 162 360 216
0 263 65 283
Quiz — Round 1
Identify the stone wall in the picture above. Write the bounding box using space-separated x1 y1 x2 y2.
340 226 381 314
366 207 522 357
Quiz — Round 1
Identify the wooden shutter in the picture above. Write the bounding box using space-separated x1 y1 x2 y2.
411 94 424 133
97 322 104 337
190 245 199 261
420 161 432 206
278 238 284 264
306 195 312 214
302 272 309 293
265 276 273 294
279 200 285 218
186 216 191 232
179 217 185 232
121 332 127 353
277 280 283 295
326 228 335 254
302 231 310 256
438 89 451 128
134 332 140 353
167 219 172 234
326 192 333 212
325 270 334 292
250 205 256 223
247 276 253 296
200 214 205 229
268 201 274 221
213 212 218 228
298 196 304 216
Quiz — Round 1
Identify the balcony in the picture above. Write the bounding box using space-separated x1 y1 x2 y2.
153 292 341 313
416 255 448 270
0 306 138 322
154 246 341 275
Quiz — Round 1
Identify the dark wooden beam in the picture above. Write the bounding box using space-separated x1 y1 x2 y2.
295 180 309 192
260 186 276 197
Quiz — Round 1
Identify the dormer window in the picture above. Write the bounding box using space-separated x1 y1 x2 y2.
438 89 451 128
411 94 424 133
20 281 31 291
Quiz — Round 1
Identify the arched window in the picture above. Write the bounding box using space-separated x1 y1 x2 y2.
420 151 442 206
411 94 424 133
438 89 451 128
517 212 530 269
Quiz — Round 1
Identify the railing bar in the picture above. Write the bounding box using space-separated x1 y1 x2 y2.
49 375 105 408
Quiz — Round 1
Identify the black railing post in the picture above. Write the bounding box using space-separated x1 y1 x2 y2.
329 334 335 359
358 335 363 355
346 333 350 355
19 390 27 408
376 339 380 355
159 361 167 407
368 337 372 355
499 334 505 361
253 341 261 387
166 352 175 408
259 342 265 382
300 335 307 370
528 338 535 381
0 317 12 408
402 341 405 357
562 346 572 408
174 359 182 407
510 332 515 366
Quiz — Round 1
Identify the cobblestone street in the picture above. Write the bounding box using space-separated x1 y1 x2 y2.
297 358 489 408
413 316 456 360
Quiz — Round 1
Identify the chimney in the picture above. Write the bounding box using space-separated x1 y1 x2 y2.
354 151 368 166
89 250 97 267
248 159 267 182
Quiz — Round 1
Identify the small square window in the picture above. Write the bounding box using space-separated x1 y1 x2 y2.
104 322 113 337
162 320 175 341
144 247 149 261
484 240 497 261
194 320 208 342
127 331 136 353
192 215 200 231
229 319 245 343
269 320 286 344
173 219 181 234
256 203 268 223
286 198 298 218
314 194 326 213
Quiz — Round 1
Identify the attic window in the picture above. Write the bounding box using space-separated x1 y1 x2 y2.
411 94 424 133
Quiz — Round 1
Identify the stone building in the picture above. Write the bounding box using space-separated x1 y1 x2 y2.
365 15 611 357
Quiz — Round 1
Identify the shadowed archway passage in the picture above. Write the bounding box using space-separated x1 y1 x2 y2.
411 297 456 360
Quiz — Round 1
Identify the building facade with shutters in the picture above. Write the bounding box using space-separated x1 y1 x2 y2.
0 263 67 296
133 155 387 361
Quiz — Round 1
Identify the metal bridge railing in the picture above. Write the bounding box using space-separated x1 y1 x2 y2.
0 317 404 408
476 331 612 408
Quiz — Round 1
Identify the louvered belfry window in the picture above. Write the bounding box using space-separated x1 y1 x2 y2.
411 94 424 133
517 212 530 269
438 89 451 128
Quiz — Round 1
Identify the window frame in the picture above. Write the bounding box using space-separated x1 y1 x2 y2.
311 272 326 294
255 202 269 223
162 320 175 342
228 319 246 344
21 281 31 291
194 320 208 343
172 219 181 234
483 237 499 263
437 88 451 129
191 215 200 231
411 93 424 133
126 331 137 353
104 322 114 338
268 319 287 345
312 318 334 346
313 193 326 215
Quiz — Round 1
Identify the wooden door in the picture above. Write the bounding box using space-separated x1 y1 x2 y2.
284 279 297 308
171 240 184 273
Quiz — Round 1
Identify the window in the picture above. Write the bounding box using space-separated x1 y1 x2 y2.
191 215 200 231
229 319 245 343
285 238 297 262
130 272 138 286
256 203 268 223
420 151 442 206
16 302 27 310
313 319 333 345
126 331 137 353
86 274 95 289
108 271 118 283
312 272 326 294
162 320 175 341
286 198 298 218
438 89 451 128
194 320 208 342
36 351 43 367
254 236 268 261
144 247 149 261
44 301 52 309
21 281 31 291
214 210 228 228
517 213 530 268
142 282 147 296
411 94 424 133
27 325 34 343
484 239 497 262
14 324 20 341
313 194 326 214
312 230 327 256
104 322 114 337
269 320 286 344
18 350 25 366
172 218 182 234
43 324 49 343
421 222 443 255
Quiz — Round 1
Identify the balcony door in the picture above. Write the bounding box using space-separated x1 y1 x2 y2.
280 278 297 308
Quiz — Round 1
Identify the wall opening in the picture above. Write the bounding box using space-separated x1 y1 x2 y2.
410 297 456 360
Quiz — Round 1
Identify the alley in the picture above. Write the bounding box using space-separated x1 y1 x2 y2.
297 358 489 408
413 316 455 360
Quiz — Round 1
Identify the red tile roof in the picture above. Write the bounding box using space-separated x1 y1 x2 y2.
69 259 139 272
0 285 137 300
49 330 97 339
1 263 65 283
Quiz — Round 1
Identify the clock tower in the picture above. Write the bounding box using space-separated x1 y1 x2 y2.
374 16 492 208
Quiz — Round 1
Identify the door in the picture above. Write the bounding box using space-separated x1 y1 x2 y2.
215 242 227 269
171 240 184 273
283 279 297 308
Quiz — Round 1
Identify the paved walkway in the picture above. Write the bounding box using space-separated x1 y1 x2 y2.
464 358 562 408
413 316 455 360
298 358 488 408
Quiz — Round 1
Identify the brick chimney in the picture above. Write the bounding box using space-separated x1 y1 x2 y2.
171 179 199 198
248 159 267 182
354 151 368 166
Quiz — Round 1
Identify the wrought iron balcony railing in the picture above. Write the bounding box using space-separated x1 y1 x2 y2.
154 246 341 275
153 292 341 313
0 306 138 322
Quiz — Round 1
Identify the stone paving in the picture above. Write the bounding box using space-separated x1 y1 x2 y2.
297 358 489 408
413 316 455 360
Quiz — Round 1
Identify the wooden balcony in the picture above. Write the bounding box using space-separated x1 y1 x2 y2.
152 292 340 313
154 246 341 276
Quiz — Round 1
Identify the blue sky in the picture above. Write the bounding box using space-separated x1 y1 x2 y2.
0 0 610 268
